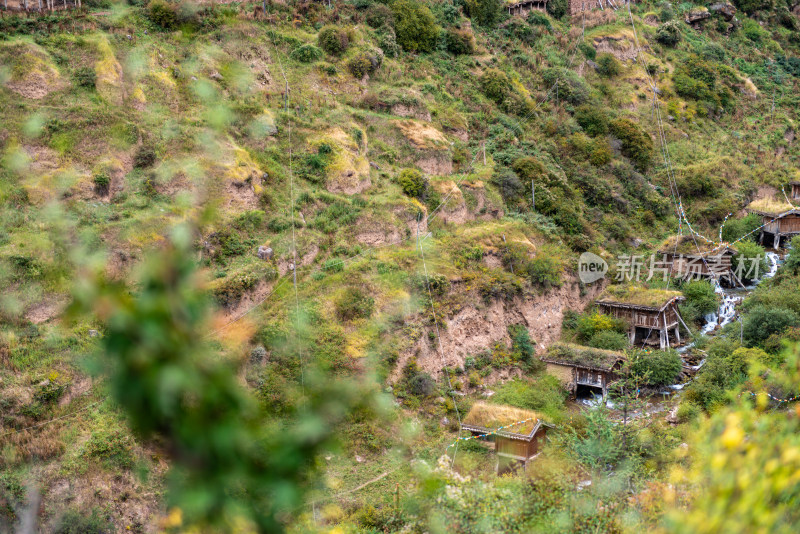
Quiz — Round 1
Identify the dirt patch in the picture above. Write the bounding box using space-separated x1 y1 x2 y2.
391 276 606 382
417 153 453 175
397 120 449 150
392 103 431 122
431 180 468 224
25 298 67 324
593 34 639 62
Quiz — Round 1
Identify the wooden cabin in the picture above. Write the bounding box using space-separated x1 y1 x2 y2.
506 0 548 16
568 0 634 15
596 285 686 349
541 343 625 397
461 402 551 475
657 235 737 286
542 343 625 397
746 197 800 249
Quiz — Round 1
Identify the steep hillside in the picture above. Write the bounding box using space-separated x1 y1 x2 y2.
1 0 800 531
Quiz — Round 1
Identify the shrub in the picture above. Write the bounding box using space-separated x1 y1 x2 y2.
335 287 375 321
733 240 767 281
576 312 626 341
524 253 563 289
290 44 323 63
682 280 719 318
445 27 476 56
53 508 114 534
784 235 800 275
629 349 682 386
93 172 111 193
377 28 401 57
609 118 654 171
147 0 178 30
365 4 394 28
720 213 762 243
397 168 427 198
546 0 567 18
575 105 609 136
391 0 439 53
742 305 800 347
655 20 681 47
579 42 596 60
133 145 156 169
480 68 512 103
85 427 135 469
318 26 350 56
589 142 612 166
464 0 503 26
347 49 383 78
596 53 621 77
73 67 96 88
587 330 628 351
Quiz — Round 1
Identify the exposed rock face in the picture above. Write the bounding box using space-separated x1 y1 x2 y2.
257 246 273 260
709 2 736 20
391 276 606 382
685 8 711 26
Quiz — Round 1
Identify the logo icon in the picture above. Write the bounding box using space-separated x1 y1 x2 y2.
578 252 608 284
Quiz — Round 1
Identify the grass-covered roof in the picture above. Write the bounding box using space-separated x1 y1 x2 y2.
658 235 736 256
597 285 684 310
462 402 541 436
543 342 625 371
746 198 798 217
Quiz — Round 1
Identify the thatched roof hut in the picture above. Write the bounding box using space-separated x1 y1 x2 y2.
745 197 800 247
596 285 685 349
461 402 551 473
541 343 625 396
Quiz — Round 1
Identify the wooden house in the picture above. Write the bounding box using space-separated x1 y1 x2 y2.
596 285 686 349
746 197 800 249
541 343 625 397
506 0 548 16
461 402 551 474
657 235 738 286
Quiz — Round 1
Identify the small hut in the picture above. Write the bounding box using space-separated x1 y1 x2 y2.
746 197 800 249
506 0 549 16
461 402 551 474
541 343 625 397
657 235 738 286
596 285 686 349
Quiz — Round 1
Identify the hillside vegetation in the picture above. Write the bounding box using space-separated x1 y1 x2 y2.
1 0 800 532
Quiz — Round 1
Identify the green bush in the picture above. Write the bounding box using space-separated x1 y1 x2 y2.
397 168 427 198
596 53 621 77
93 172 111 192
784 235 800 275
73 67 96 89
133 145 156 169
587 330 628 351
335 287 375 321
347 49 383 78
609 118 654 171
546 0 568 18
576 312 627 341
464 0 503 26
720 213 761 243
85 427 135 469
742 305 800 347
682 280 719 318
290 44 323 63
445 27 476 55
391 0 439 53
655 20 681 46
579 42 596 60
629 349 682 386
480 68 512 103
147 0 178 30
575 105 609 136
377 28 401 57
733 240 767 281
318 26 350 56
524 253 563 289
53 508 114 534
365 4 394 28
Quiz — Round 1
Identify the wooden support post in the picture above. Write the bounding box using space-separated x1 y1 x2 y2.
674 326 681 345
531 179 535 210
774 232 781 250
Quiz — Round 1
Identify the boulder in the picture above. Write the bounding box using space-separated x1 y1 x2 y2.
257 246 273 260
709 2 736 20
684 7 711 25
